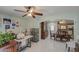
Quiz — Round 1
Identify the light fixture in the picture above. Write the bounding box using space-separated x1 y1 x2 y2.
28 13 32 16
59 20 66 24
27 8 33 16
29 8 33 13
60 26 66 29
14 6 43 18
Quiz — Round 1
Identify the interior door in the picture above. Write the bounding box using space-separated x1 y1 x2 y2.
40 22 48 39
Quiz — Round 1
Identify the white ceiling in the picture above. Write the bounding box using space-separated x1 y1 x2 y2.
0 6 79 18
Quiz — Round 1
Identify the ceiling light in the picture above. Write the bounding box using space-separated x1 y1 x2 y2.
27 13 32 16
59 20 66 24
29 8 33 13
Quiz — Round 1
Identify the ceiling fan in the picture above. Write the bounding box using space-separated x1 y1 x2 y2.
14 6 43 18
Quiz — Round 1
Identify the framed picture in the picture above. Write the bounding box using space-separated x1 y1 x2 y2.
12 23 16 26
3 18 11 24
16 21 19 27
11 23 16 29
3 18 11 29
5 25 10 29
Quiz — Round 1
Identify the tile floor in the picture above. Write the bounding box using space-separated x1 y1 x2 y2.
22 38 67 52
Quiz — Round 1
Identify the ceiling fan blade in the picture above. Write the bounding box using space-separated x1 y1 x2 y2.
33 12 43 16
14 9 25 13
22 14 27 17
31 15 36 18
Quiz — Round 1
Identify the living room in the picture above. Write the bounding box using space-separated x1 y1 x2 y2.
0 6 79 52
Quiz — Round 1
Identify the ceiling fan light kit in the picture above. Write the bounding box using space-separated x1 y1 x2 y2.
14 6 43 18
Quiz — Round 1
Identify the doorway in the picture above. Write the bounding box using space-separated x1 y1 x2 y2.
48 20 74 42
40 22 48 39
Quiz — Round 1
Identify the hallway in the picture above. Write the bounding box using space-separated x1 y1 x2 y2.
22 38 67 52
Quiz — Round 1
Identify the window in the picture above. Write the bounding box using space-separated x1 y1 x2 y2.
50 24 54 31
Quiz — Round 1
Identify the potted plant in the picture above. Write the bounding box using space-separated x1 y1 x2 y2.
0 32 16 47
4 32 16 44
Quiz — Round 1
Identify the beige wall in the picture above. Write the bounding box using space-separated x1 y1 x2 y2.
27 12 79 40
0 14 29 34
0 12 79 40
